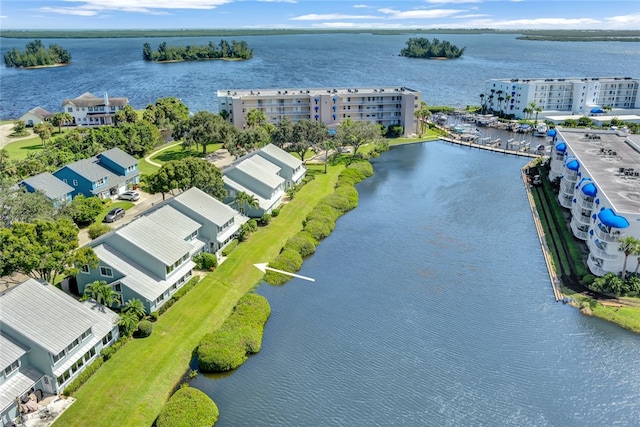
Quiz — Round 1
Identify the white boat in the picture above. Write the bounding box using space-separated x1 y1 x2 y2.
533 123 548 137
480 137 491 144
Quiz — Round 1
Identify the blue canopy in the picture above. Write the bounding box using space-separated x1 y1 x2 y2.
547 129 557 137
591 107 604 114
598 208 630 229
566 159 579 171
581 183 597 197
555 142 567 152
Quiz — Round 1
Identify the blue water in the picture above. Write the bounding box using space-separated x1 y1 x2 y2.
2 33 639 120
190 143 640 426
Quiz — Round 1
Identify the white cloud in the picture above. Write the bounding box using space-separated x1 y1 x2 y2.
42 0 231 16
453 14 489 19
440 17 602 29
310 22 409 29
0 15 7 19
378 8 463 19
291 13 378 21
606 13 640 27
40 7 99 16
353 4 371 8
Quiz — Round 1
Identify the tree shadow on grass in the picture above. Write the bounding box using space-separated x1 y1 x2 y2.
153 149 203 163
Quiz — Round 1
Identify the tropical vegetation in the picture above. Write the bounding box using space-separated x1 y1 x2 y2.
400 37 466 59
143 39 253 62
3 39 71 67
156 386 219 427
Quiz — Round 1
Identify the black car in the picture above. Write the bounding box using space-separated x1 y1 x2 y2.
104 207 125 223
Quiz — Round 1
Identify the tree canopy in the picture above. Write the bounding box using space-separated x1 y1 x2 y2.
400 37 466 59
145 158 226 201
4 39 72 68
335 119 382 157
143 39 253 62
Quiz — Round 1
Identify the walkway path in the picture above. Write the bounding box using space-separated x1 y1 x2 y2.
0 124 34 149
143 141 182 167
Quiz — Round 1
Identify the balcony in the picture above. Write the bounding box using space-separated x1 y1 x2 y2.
588 255 606 276
593 223 621 243
570 220 589 240
587 237 619 261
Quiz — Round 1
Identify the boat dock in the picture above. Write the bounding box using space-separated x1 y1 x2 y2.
440 136 540 158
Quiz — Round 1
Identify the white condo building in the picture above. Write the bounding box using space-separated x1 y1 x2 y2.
485 77 640 119
217 87 421 137
548 128 640 276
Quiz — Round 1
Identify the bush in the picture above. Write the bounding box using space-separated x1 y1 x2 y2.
348 161 374 178
61 195 105 226
305 204 341 225
335 185 359 210
62 357 105 396
100 337 128 361
284 232 317 258
88 222 111 239
320 192 352 213
157 277 200 316
271 207 281 217
137 320 153 338
265 248 303 285
156 386 219 427
260 213 272 226
149 311 159 322
303 218 333 241
193 252 218 270
198 330 248 371
221 239 238 256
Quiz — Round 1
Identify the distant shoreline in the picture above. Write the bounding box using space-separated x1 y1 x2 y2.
2 29 640 41
152 57 245 64
18 63 70 69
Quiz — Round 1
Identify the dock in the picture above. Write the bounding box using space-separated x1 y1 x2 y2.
440 136 540 158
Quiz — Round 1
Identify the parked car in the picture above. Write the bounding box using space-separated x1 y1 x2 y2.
104 207 125 223
119 191 140 201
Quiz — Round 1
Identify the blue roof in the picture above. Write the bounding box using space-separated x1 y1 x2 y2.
555 142 566 152
598 208 630 229
566 159 579 171
547 129 557 137
581 183 597 197
591 107 604 114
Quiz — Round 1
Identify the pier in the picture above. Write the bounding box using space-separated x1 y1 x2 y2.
440 136 540 158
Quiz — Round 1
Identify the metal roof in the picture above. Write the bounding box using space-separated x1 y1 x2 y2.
0 279 113 355
0 365 44 413
0 332 29 370
99 148 138 169
234 158 285 189
93 244 194 301
249 155 282 175
143 205 201 237
223 175 280 211
21 172 73 199
171 187 238 227
259 144 303 170
115 216 194 265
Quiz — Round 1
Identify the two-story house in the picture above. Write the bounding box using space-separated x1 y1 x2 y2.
0 279 119 425
53 148 140 199
19 172 74 207
254 144 306 188
61 92 128 126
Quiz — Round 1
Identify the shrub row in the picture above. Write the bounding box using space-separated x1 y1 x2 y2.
221 239 238 256
62 357 104 396
197 293 271 372
264 161 372 286
157 277 200 316
100 337 129 361
193 252 218 270
155 386 219 427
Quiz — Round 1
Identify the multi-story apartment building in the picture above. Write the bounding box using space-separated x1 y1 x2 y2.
217 86 421 137
548 128 640 276
486 77 640 119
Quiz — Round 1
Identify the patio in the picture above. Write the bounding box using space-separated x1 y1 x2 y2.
18 395 75 427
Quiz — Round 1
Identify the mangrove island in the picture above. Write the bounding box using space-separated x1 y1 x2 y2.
3 39 71 68
142 39 253 62
400 37 466 59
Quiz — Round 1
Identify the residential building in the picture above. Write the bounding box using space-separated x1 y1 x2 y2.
254 144 306 188
19 172 74 207
0 279 119 425
19 107 53 127
217 86 421 137
75 188 246 313
61 92 128 126
485 77 640 119
222 156 286 217
548 128 640 276
53 148 140 199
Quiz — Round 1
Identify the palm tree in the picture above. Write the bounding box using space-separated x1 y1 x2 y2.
413 101 431 136
118 311 139 337
50 112 73 134
619 236 640 279
33 122 54 148
246 109 266 128
84 280 120 307
504 95 512 116
122 298 147 320
603 104 613 115
633 242 640 276
233 191 259 216
479 94 485 114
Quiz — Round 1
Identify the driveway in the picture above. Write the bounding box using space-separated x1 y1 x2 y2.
0 123 34 149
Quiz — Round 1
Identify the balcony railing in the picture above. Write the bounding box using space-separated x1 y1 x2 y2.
570 221 589 240
593 223 620 243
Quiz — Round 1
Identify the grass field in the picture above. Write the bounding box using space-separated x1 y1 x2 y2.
3 135 43 160
138 142 223 176
54 163 344 427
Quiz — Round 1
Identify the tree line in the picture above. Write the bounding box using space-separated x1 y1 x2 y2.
400 37 466 59
142 39 253 62
4 39 71 68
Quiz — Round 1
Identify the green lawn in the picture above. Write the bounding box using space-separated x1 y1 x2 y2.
93 201 135 224
54 163 344 427
2 135 43 160
387 129 441 145
138 142 223 176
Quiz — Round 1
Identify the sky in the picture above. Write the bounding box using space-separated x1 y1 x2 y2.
1 0 639 31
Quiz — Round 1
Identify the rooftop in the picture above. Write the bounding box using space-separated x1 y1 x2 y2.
171 187 239 226
217 86 420 98
258 144 303 170
99 148 138 169
21 172 73 200
557 128 640 215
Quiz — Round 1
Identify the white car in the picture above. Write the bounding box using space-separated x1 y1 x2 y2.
119 191 140 201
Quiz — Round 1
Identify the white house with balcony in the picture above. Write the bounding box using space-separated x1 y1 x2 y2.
549 128 640 276
61 92 129 126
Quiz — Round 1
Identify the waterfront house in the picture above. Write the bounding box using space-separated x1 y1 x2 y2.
222 156 286 217
18 106 53 127
218 86 421 137
53 148 140 199
254 144 306 188
19 172 73 207
0 279 119 425
61 92 128 127
549 128 640 276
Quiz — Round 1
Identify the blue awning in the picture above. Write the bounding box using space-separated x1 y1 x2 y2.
581 183 597 197
547 129 557 137
555 142 566 152
598 208 630 229
591 107 604 114
566 159 579 171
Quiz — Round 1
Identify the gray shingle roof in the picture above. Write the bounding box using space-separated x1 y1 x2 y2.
64 157 112 182
99 148 138 169
21 172 73 200
171 187 238 227
259 143 303 169
0 279 116 355
115 216 194 265
23 106 54 120
0 332 29 371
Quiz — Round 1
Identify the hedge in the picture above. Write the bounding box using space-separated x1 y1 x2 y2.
305 204 341 225
193 252 218 270
303 218 333 241
265 248 304 285
157 277 200 316
197 294 271 372
88 222 111 239
284 232 317 258
156 386 219 427
63 357 105 396
221 239 238 256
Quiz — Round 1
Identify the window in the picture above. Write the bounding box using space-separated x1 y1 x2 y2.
81 264 90 274
52 349 66 364
95 177 105 186
81 328 91 341
67 338 80 353
102 331 113 346
113 283 121 292
72 180 78 186
4 360 20 377
156 294 164 304
100 266 113 277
